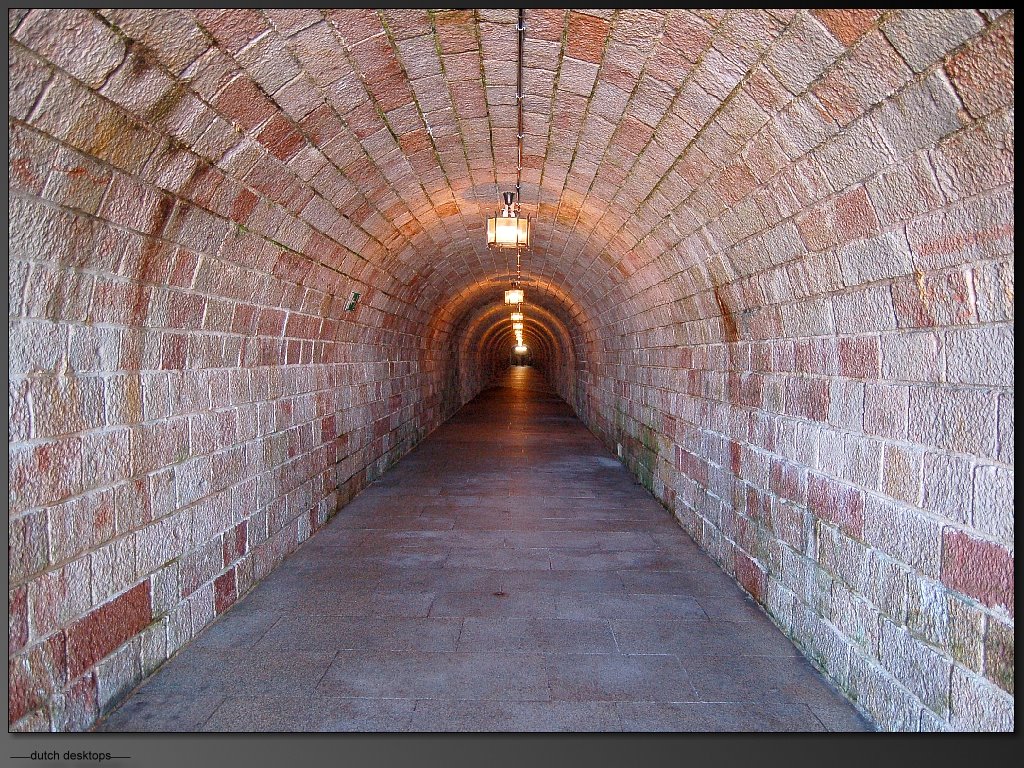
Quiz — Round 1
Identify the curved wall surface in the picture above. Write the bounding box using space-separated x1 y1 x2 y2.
8 9 1013 731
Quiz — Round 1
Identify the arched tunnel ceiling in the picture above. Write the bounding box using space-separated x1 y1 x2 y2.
12 7 892 344
11 7 1007 362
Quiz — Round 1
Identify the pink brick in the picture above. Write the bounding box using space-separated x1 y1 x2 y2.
566 12 610 64
944 18 1014 119
214 569 237 614
812 9 880 46
785 377 830 422
837 336 880 379
941 529 1014 618
10 587 29 654
223 521 248 567
808 474 864 540
67 581 152 679
216 75 275 130
735 550 766 602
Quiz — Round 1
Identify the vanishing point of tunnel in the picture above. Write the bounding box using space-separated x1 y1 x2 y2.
7 8 1014 733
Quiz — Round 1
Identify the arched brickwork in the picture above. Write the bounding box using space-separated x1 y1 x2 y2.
8 9 1013 731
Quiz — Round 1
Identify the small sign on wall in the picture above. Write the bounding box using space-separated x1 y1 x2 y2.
345 291 361 311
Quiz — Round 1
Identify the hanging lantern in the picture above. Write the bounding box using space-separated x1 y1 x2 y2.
487 192 531 249
504 288 525 304
510 311 524 322
514 344 528 354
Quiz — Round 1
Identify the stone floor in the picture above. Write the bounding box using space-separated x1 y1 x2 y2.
98 366 872 732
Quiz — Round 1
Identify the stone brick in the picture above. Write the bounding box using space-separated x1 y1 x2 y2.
816 521 868 591
826 379 863 431
214 568 238 614
907 189 1014 272
223 520 248 566
941 529 1013 618
764 11 844 94
785 377 830 422
996 392 1013 467
14 9 126 87
863 495 943 577
944 325 1013 387
8 41 54 121
891 270 975 330
9 509 50 585
9 633 67 725
881 443 923 506
66 581 152 679
880 331 941 383
51 671 99 732
865 152 945 229
566 11 609 65
921 451 974 527
830 580 880 656
28 557 92 641
948 666 1014 732
812 9 880 47
836 232 913 288
983 618 1013 695
908 386 997 459
867 552 910 624
906 578 985 673
832 285 898 335
870 71 965 159
47 491 115 566
837 336 879 379
972 258 1013 323
970 464 1012 546
94 637 142 714
944 16 1015 118
882 9 985 73
10 587 29 655
878 617 952 716
91 536 140 604
807 473 863 540
863 384 908 440
818 430 881 493
847 653 919 731
931 111 1014 201
795 187 879 253
139 619 168 676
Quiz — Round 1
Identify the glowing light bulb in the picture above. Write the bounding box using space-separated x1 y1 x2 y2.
504 288 524 304
510 312 524 322
514 344 528 354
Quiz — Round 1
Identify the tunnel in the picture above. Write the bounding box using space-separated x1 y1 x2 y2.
7 9 1014 733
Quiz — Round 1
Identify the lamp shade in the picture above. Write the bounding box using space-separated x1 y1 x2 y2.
504 288 525 304
487 214 530 248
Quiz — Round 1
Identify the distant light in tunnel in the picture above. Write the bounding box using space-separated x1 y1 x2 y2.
504 288 524 305
511 311 523 322
512 321 524 331
514 345 528 354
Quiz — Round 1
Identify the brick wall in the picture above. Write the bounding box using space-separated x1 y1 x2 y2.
7 8 482 730
572 8 1014 732
8 9 1013 732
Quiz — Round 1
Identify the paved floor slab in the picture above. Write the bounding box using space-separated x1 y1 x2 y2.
98 366 872 732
